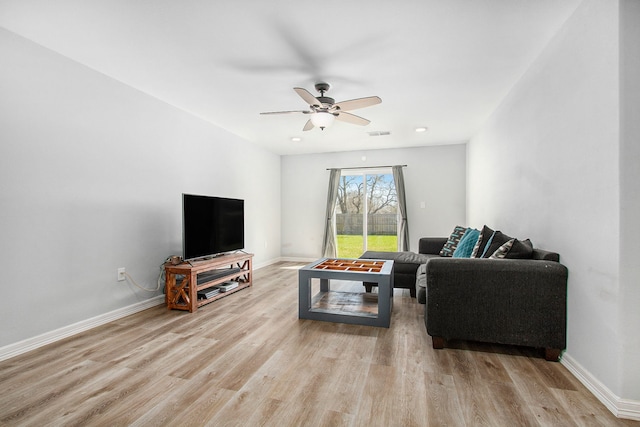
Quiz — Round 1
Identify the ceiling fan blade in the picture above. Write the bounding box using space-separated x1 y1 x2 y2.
294 87 323 107
334 96 382 111
335 112 371 126
302 119 315 131
260 110 310 115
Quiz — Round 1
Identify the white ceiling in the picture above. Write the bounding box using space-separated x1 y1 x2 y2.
0 0 581 155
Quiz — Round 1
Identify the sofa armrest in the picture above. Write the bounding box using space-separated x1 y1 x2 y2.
419 237 447 255
425 257 568 350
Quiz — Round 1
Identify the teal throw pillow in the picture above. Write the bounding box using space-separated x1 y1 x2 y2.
453 228 480 258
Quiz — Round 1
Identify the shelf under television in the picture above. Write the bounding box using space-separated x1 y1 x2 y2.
164 252 253 312
196 282 252 308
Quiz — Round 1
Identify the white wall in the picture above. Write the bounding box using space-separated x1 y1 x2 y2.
468 0 640 406
281 144 466 259
619 0 640 401
0 29 281 348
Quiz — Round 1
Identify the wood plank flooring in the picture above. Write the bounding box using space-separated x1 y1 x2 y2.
0 261 637 426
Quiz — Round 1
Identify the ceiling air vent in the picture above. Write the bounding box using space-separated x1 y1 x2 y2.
367 131 391 137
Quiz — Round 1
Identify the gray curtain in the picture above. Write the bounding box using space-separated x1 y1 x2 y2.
392 165 410 251
321 168 341 257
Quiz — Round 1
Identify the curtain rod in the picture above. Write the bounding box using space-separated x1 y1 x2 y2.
326 164 407 171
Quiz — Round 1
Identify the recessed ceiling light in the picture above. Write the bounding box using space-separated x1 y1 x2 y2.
415 127 428 133
291 137 302 142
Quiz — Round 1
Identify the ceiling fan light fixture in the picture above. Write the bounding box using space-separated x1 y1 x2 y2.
310 112 335 130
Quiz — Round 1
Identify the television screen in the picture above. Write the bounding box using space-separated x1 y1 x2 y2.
182 194 244 261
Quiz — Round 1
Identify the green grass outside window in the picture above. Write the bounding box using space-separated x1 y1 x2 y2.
336 235 398 258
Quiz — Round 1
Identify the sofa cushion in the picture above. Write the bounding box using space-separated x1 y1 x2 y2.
505 238 534 259
485 234 534 259
360 251 436 279
471 225 495 258
361 250 435 266
439 225 467 257
482 230 514 258
419 237 448 255
489 238 515 259
452 228 480 258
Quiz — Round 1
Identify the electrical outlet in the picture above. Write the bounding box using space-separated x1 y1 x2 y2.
117 268 126 281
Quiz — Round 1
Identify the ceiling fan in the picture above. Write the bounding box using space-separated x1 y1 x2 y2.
260 83 382 131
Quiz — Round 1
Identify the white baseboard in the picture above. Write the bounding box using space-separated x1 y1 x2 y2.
562 352 640 421
0 295 165 362
0 259 307 361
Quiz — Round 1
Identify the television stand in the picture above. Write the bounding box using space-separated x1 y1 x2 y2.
164 252 253 312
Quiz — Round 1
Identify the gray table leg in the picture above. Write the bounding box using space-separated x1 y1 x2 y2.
298 270 311 319
376 274 393 327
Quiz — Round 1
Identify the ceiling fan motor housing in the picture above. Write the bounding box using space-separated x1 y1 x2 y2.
317 96 335 107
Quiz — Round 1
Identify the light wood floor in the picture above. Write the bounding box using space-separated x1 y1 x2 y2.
1 261 636 426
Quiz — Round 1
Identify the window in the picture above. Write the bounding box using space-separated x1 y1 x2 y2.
335 169 398 258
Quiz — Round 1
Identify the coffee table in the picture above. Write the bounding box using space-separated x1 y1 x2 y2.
298 258 394 328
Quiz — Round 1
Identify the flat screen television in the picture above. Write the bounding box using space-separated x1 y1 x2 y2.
182 194 244 261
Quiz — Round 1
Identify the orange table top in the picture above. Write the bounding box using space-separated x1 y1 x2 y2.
311 258 385 273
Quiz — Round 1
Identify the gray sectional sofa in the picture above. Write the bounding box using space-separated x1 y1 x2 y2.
360 228 568 361
416 236 568 361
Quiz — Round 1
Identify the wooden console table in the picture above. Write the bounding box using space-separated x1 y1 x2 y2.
164 252 253 312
